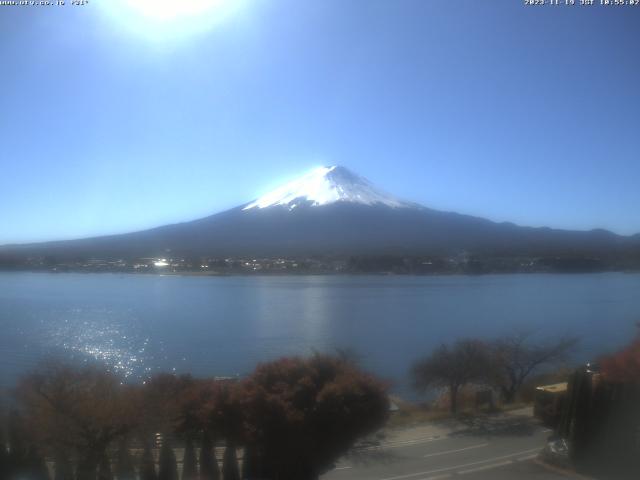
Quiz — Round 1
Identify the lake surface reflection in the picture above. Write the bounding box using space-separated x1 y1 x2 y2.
1 272 638 398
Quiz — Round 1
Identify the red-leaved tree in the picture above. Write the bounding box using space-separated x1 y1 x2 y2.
600 338 640 384
238 354 389 480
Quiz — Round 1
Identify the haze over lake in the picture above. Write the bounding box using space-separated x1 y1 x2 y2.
1 272 638 397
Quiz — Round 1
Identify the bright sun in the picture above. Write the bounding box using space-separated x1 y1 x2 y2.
123 0 227 22
101 0 246 40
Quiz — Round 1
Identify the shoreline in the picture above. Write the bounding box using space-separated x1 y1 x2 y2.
1 269 638 277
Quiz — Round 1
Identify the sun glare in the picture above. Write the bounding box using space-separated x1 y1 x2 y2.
101 0 246 40
124 0 226 22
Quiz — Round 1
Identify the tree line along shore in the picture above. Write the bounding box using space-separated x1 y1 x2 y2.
2 252 639 275
1 333 638 480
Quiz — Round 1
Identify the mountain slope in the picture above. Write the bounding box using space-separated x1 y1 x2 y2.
1 166 639 261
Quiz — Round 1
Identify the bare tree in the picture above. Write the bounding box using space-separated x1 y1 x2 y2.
411 340 492 414
491 332 578 403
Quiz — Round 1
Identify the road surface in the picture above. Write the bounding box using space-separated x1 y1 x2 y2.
322 410 573 480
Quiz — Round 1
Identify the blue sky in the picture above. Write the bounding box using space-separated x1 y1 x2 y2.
1 0 639 244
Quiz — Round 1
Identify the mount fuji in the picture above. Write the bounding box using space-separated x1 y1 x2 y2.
242 166 415 211
2 166 639 262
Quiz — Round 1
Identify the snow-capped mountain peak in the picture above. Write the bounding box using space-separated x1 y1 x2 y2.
242 166 415 211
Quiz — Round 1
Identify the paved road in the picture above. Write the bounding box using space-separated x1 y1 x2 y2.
322 412 572 480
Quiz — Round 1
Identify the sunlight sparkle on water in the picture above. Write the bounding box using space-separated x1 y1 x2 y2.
42 308 164 380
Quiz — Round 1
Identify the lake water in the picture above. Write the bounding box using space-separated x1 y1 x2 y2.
1 272 639 398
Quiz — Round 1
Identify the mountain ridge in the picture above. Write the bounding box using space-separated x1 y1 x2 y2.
1 166 639 265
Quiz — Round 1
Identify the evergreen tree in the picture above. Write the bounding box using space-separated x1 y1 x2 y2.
240 446 251 480
76 451 101 480
139 444 157 480
7 411 28 478
54 448 74 480
26 445 51 480
240 445 260 480
182 438 198 480
157 440 178 480
199 434 219 480
0 439 8 480
222 445 239 480
114 440 136 480
97 455 113 480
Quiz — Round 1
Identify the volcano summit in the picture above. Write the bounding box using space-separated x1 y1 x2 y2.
242 166 414 211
